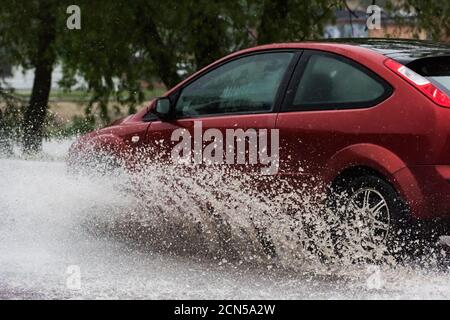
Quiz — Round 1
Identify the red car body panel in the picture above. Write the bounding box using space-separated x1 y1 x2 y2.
69 41 450 220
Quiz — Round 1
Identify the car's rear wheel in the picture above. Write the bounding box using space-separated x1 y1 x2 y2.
328 175 414 262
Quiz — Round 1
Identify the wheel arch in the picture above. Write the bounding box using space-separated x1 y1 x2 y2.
324 144 425 217
324 143 411 199
324 143 407 184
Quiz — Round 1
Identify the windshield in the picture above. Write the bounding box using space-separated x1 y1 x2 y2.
407 56 450 95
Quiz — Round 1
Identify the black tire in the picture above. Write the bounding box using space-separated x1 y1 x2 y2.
328 174 415 262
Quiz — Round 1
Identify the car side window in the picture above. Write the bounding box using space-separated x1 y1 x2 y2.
286 53 389 111
175 52 294 118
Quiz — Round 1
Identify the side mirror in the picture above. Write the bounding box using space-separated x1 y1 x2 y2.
152 97 172 120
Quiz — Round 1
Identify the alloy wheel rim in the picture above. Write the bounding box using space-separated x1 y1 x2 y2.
345 187 391 246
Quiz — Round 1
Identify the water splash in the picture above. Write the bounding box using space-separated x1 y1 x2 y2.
1 139 449 299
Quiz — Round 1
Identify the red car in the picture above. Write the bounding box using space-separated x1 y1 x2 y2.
69 39 450 255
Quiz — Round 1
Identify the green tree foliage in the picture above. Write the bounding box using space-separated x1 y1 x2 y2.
0 0 69 153
256 0 338 44
389 0 450 41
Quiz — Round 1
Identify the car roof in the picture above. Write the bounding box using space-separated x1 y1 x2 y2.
316 38 450 64
233 39 450 65
164 39 450 98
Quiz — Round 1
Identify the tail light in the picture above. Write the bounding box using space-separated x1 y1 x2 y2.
384 58 450 108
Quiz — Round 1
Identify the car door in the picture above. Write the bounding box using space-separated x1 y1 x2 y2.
275 50 393 186
145 51 299 175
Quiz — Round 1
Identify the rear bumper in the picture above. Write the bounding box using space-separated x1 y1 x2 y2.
394 165 450 219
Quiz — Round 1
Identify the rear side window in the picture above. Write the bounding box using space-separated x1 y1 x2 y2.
285 53 391 111
408 56 450 95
